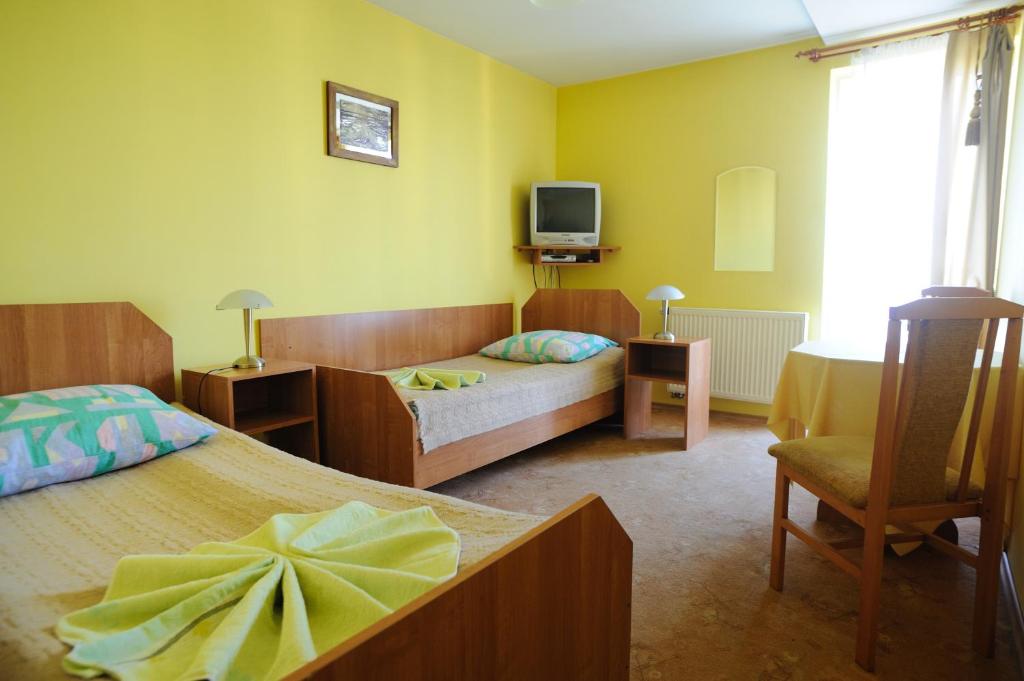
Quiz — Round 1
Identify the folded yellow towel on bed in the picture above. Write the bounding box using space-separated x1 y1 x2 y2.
56 501 460 681
384 367 486 390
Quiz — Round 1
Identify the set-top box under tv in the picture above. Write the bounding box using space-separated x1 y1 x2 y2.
530 181 601 246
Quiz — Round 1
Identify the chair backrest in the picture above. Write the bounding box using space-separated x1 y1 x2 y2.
870 297 1024 508
921 286 993 298
921 287 995 348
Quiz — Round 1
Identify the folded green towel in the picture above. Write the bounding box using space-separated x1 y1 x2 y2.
57 501 460 681
384 367 486 390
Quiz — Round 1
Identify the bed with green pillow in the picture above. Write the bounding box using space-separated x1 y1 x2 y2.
382 330 624 453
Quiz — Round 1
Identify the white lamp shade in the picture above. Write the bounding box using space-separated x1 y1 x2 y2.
216 289 273 310
645 285 685 301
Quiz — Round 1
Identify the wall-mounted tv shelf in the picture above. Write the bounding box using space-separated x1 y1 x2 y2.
514 245 621 267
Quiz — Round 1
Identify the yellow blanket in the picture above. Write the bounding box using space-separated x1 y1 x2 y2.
57 501 460 681
385 367 486 390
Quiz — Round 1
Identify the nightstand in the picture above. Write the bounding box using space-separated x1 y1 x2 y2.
624 336 711 449
181 360 319 462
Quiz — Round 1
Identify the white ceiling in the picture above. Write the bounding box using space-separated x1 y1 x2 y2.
366 0 1010 85
802 0 1011 44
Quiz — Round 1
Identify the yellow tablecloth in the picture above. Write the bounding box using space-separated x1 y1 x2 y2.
768 340 1024 527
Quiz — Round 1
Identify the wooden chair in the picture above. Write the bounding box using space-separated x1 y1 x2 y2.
767 296 1023 672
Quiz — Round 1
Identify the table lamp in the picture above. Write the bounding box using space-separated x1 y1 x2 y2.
646 285 685 341
217 289 273 369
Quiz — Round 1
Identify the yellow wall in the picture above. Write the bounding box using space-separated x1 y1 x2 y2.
556 40 834 414
0 0 555 382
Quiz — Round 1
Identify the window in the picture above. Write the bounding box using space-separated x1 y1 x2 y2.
819 37 950 345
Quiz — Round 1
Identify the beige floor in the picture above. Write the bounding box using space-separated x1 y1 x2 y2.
433 407 1021 681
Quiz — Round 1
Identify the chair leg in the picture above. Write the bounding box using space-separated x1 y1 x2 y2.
855 509 886 672
769 465 790 591
972 512 1003 657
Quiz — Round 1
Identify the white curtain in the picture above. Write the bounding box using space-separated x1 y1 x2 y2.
820 35 949 345
971 25 1015 291
933 25 1015 290
998 28 1024 304
931 29 982 287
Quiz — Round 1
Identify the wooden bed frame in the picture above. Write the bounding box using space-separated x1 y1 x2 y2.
0 301 634 681
260 289 642 488
0 302 175 402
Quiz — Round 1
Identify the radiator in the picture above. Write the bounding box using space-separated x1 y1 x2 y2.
666 307 808 404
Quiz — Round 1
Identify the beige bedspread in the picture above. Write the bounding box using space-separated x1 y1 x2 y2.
0 409 542 680
391 347 625 452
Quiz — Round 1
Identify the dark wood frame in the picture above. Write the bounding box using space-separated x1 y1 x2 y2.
770 296 1024 672
260 289 641 488
0 301 634 681
326 81 399 167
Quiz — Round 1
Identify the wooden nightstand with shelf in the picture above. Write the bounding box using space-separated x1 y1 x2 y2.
624 336 711 450
182 360 319 462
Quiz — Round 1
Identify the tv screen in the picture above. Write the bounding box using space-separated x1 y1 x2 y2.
536 187 597 234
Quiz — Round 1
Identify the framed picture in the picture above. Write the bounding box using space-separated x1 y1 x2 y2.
326 81 399 167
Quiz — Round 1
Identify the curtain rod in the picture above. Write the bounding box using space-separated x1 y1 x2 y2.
796 4 1021 62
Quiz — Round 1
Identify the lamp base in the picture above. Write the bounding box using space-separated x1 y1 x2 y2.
232 355 266 369
653 331 676 342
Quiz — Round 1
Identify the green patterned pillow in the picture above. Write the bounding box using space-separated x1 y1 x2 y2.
0 385 216 498
480 330 617 364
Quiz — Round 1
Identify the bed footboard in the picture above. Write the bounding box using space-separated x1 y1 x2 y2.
414 388 623 488
316 365 417 486
286 494 633 681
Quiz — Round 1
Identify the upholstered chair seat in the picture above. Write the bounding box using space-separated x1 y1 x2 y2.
768 435 983 509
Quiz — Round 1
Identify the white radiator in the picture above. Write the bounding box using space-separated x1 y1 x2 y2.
667 307 808 404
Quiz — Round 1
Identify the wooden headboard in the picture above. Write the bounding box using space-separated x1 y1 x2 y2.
260 303 514 371
522 289 640 346
261 291 640 370
0 303 175 402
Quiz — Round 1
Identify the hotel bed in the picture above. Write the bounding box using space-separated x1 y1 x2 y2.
261 289 640 488
390 347 625 453
0 302 632 681
0 412 542 679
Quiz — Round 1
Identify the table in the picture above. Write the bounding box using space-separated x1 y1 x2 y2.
182 360 319 462
768 340 1024 529
624 336 711 449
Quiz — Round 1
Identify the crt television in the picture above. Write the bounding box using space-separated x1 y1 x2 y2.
530 181 601 246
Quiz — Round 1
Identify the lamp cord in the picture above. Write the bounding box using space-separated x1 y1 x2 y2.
195 366 234 416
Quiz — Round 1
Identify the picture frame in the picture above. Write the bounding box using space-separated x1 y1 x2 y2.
326 81 399 167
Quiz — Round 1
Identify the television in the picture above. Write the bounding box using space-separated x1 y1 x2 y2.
530 181 601 246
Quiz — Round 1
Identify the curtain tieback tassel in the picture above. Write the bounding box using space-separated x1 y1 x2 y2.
965 71 982 147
